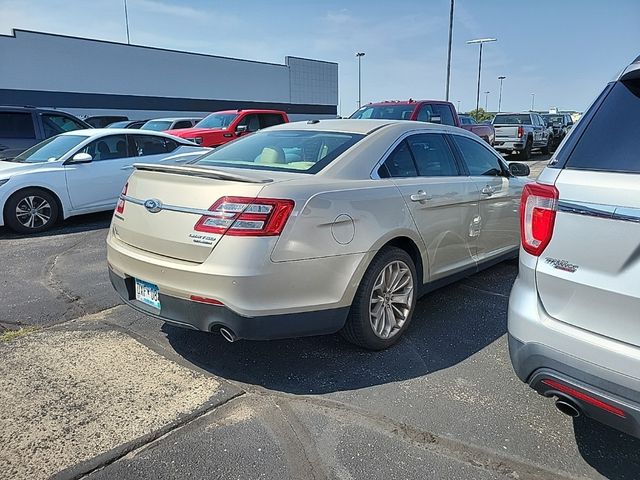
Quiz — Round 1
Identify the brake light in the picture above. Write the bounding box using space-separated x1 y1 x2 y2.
194 196 294 236
542 379 626 418
190 295 224 306
520 183 558 256
517 126 524 138
116 183 128 214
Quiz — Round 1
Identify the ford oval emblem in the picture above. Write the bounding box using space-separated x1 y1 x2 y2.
144 198 162 213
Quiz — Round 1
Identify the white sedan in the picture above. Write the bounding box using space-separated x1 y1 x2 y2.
0 129 209 233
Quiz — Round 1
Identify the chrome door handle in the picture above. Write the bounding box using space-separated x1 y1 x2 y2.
410 190 431 202
481 186 494 196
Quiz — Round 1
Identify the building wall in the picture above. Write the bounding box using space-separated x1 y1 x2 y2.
0 30 338 119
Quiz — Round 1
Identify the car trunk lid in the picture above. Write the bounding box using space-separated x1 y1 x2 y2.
536 169 640 347
112 164 271 263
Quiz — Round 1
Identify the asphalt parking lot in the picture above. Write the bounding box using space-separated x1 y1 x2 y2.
1 157 639 480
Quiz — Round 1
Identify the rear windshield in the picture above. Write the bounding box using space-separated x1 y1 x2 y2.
493 114 531 125
350 105 416 120
141 121 172 131
563 80 640 173
193 130 364 174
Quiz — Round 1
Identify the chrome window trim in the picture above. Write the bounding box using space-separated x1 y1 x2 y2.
120 194 229 217
558 200 640 224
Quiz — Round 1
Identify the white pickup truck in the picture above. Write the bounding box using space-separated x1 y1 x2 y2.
492 112 553 160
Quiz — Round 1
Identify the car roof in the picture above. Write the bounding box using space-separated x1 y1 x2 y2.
0 105 68 114
363 100 452 106
268 119 466 135
59 128 190 140
145 117 200 122
207 109 286 115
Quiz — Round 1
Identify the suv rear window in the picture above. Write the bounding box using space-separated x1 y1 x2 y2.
564 80 640 173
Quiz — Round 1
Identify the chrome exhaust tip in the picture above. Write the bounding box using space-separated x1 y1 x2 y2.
555 398 581 418
219 327 237 343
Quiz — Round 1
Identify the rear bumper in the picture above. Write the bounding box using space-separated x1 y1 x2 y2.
494 140 524 151
509 335 640 438
109 268 349 340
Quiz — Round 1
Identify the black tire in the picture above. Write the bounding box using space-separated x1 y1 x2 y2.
4 188 59 234
340 246 418 350
541 136 552 155
519 137 532 161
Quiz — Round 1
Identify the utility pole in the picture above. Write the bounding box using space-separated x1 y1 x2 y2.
466 38 496 117
124 0 131 44
445 0 454 100
498 76 506 112
484 91 490 110
356 52 365 109
531 93 536 111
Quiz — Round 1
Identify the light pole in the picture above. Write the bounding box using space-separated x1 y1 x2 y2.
497 75 506 112
123 0 131 44
531 93 535 111
445 0 455 100
356 52 365 109
484 91 490 110
466 38 497 117
457 100 461 112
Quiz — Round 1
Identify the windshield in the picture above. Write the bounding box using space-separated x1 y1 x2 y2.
493 114 532 125
542 115 563 124
141 121 172 131
193 130 364 174
13 135 87 163
350 104 416 120
195 113 238 129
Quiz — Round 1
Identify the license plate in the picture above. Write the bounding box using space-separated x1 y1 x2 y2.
135 278 161 310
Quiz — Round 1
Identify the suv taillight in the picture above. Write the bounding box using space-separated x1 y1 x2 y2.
520 183 559 256
517 126 524 138
116 183 128 214
194 196 294 236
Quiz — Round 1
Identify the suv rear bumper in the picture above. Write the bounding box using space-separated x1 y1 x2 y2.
509 335 640 438
493 140 524 152
109 268 349 340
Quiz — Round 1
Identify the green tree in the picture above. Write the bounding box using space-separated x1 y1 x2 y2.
467 108 493 122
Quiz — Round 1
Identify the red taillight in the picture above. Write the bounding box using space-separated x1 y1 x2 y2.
542 379 626 418
194 196 294 237
517 126 524 138
190 295 224 306
520 182 558 256
116 183 128 214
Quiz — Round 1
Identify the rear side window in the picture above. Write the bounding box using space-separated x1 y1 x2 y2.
564 80 640 173
379 141 417 178
0 112 35 139
406 134 459 176
131 135 178 156
259 113 285 128
172 120 192 129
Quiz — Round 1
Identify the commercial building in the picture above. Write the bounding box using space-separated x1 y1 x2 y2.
0 29 338 121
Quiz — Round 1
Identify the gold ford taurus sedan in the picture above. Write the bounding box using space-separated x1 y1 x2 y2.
107 119 530 349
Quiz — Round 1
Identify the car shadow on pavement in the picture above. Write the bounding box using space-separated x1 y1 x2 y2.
0 211 112 239
164 262 516 395
573 416 640 479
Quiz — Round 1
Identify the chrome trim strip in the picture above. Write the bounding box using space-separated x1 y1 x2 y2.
120 194 230 217
558 200 640 223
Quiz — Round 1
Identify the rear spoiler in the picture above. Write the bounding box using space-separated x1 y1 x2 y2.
133 163 273 183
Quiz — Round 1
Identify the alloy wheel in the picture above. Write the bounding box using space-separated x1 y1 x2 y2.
369 260 414 339
15 195 52 229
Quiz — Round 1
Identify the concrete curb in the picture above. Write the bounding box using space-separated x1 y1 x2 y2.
51 388 245 480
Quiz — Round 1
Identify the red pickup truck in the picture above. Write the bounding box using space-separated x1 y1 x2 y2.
350 100 495 145
167 109 289 147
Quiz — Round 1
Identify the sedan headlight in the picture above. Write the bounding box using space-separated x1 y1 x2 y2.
0 178 9 187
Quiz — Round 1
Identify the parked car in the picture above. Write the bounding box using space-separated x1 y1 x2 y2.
541 113 573 149
458 114 496 145
492 112 553 160
84 116 129 128
0 129 209 233
0 106 91 160
167 110 289 147
106 120 148 129
508 56 640 438
107 119 530 350
141 117 201 132
350 100 495 145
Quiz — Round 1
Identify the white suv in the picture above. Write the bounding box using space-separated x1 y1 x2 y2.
508 56 640 438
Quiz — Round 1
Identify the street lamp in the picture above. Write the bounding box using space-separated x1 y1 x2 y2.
531 93 535 111
445 0 455 100
123 0 131 44
356 52 365 109
484 91 490 110
466 38 497 117
457 100 461 112
497 75 506 112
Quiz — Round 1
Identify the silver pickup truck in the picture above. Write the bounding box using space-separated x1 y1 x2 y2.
492 112 552 160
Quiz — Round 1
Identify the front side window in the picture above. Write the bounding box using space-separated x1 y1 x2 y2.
195 113 238 129
407 134 459 177
452 135 504 177
41 114 86 137
0 112 35 139
81 134 129 161
13 135 86 163
194 130 363 174
237 114 261 132
564 79 640 173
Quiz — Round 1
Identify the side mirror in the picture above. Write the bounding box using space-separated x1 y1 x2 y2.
235 125 248 136
509 162 530 177
71 152 92 163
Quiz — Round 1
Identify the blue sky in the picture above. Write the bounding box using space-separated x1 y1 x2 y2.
1 0 638 115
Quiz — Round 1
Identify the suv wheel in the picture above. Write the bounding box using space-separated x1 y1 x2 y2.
520 137 533 160
341 247 417 350
5 188 59 234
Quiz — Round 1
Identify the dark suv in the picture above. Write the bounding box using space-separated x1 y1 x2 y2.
541 113 574 149
0 106 91 160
